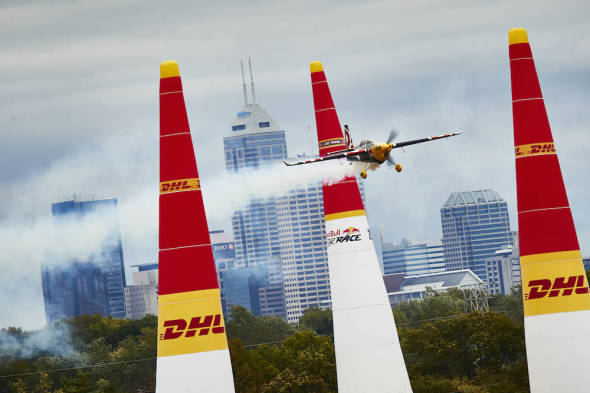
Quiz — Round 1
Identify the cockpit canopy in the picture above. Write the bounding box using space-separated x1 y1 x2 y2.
357 139 374 149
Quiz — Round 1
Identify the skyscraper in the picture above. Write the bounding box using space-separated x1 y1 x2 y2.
276 184 331 323
381 238 445 276
44 198 127 319
440 190 512 283
224 103 287 267
42 261 109 323
124 263 158 320
484 247 521 295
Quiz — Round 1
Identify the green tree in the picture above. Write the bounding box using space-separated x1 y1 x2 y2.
260 368 332 393
227 306 294 346
298 307 333 336
393 288 464 327
402 312 525 378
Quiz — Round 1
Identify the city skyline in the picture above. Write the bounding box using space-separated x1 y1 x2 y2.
2 1 590 330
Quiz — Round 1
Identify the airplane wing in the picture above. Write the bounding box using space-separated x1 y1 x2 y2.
392 131 461 149
283 149 367 166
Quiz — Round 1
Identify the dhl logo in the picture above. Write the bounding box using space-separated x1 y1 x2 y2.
525 275 589 300
159 314 225 340
160 177 200 194
515 142 555 158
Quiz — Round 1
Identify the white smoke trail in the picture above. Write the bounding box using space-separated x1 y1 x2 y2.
0 129 363 330
0 323 75 358
202 159 368 220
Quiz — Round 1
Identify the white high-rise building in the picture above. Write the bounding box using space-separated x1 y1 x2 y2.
277 184 330 323
124 264 158 319
381 238 445 276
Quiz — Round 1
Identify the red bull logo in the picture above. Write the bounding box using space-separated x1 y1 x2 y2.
525 275 589 300
327 227 363 246
160 314 225 340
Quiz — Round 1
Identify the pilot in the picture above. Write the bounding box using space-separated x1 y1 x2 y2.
343 124 354 149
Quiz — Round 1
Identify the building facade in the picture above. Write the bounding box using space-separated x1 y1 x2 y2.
124 264 158 320
384 269 484 305
43 198 127 322
485 247 521 295
42 262 109 323
224 104 287 268
441 190 513 283
276 184 331 323
381 238 445 276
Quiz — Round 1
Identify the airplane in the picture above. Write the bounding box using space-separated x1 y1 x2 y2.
283 125 461 178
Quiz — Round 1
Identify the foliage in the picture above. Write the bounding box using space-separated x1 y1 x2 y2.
298 307 333 336
488 285 524 324
393 287 465 327
0 294 532 392
226 305 295 346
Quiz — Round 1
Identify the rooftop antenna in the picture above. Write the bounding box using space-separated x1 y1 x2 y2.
240 59 249 106
248 57 256 104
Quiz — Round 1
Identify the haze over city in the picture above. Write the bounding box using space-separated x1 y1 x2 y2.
2 0 590 331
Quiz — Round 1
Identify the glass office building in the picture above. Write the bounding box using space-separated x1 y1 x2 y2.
382 239 445 276
42 261 109 323
224 104 287 267
440 190 512 283
277 184 330 323
43 198 127 320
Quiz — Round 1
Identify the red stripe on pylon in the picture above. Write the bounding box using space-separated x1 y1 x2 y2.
158 246 219 295
515 155 570 212
159 191 212 250
518 208 579 256
160 76 190 137
159 61 218 295
509 33 580 257
322 180 365 216
310 62 367 216
512 101 554 146
311 69 345 157
160 134 199 182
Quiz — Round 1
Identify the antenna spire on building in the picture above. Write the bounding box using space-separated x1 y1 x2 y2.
248 57 256 104
240 59 249 105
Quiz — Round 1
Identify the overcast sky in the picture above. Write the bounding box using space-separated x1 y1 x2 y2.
1 0 590 329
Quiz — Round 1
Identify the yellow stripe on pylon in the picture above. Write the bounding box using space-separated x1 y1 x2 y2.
158 289 228 357
521 250 590 317
325 210 366 221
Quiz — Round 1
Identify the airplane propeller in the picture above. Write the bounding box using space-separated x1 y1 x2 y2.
386 127 402 172
386 127 399 144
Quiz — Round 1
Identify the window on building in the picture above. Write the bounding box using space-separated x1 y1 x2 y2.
232 124 246 131
259 121 270 128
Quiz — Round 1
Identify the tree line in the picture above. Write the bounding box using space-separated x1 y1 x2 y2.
0 287 532 393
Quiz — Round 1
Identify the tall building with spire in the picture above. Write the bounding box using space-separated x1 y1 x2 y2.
223 59 287 318
223 60 288 267
222 60 342 323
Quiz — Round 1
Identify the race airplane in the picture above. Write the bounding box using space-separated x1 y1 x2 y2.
283 125 461 178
